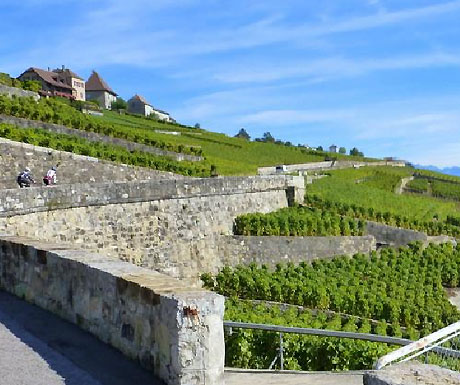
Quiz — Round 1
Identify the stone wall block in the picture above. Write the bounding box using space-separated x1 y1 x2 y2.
0 236 225 385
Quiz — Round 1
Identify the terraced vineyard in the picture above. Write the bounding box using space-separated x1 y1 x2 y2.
307 167 460 222
204 243 460 370
406 178 429 193
0 94 376 176
234 207 366 236
0 123 209 176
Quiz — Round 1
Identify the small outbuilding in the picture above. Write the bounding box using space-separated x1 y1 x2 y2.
127 94 174 122
127 94 155 116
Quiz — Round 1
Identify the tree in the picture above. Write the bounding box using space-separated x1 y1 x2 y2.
235 128 250 140
339 147 346 154
111 97 127 110
263 131 275 143
317 146 324 151
349 147 364 156
194 123 201 129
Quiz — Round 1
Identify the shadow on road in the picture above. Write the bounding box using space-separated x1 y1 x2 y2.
0 290 164 385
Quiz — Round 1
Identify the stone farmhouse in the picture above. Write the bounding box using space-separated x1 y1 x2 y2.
18 66 85 101
127 94 174 122
85 70 117 109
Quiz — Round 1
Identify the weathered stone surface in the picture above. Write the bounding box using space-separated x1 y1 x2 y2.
364 362 460 385
0 236 225 385
0 114 202 162
0 137 184 189
0 175 304 281
0 84 39 101
218 235 377 268
366 221 427 247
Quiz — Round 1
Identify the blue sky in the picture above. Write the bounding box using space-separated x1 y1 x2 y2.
2 0 460 167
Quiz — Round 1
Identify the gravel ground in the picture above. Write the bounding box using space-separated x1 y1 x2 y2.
0 291 163 385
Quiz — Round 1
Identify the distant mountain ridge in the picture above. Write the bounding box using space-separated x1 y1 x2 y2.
415 164 460 177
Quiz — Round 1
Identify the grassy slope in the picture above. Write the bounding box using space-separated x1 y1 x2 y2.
307 166 460 221
95 111 376 175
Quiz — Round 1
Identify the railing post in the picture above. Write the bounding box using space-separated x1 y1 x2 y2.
279 332 284 371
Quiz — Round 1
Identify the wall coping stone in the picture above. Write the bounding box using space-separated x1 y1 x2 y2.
0 175 302 217
258 160 406 175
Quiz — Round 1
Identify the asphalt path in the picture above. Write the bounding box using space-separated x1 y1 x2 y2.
0 290 163 385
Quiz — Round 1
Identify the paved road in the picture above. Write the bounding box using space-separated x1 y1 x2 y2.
0 290 366 385
0 290 163 385
225 370 364 385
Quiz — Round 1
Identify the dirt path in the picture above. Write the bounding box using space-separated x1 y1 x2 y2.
396 176 414 194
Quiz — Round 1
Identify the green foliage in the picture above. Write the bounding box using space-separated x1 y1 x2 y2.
110 97 127 110
406 178 429 193
431 180 460 201
97 112 375 175
205 243 460 333
305 194 460 237
20 80 41 92
223 298 396 370
307 167 460 222
0 94 202 156
234 128 250 140
234 207 366 236
0 73 41 91
349 147 364 157
0 123 210 176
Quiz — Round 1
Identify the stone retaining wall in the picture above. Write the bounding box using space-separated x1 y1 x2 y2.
258 160 406 175
0 84 39 101
0 236 225 385
217 235 377 268
0 176 304 281
0 137 184 189
366 221 427 247
0 175 303 216
0 114 202 162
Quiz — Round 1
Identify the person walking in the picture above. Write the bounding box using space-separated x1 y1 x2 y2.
17 167 35 188
43 166 57 186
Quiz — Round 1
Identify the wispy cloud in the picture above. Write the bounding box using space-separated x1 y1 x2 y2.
212 52 460 84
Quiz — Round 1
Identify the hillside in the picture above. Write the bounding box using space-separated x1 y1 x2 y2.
0 93 376 176
204 165 460 371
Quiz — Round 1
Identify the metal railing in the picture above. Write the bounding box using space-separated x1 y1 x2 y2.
224 321 412 370
375 320 460 370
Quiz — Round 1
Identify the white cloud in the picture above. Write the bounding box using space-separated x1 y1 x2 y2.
212 52 460 84
6 0 460 72
238 109 355 125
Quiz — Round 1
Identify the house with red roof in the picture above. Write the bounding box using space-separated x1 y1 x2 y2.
85 71 117 109
18 65 85 101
